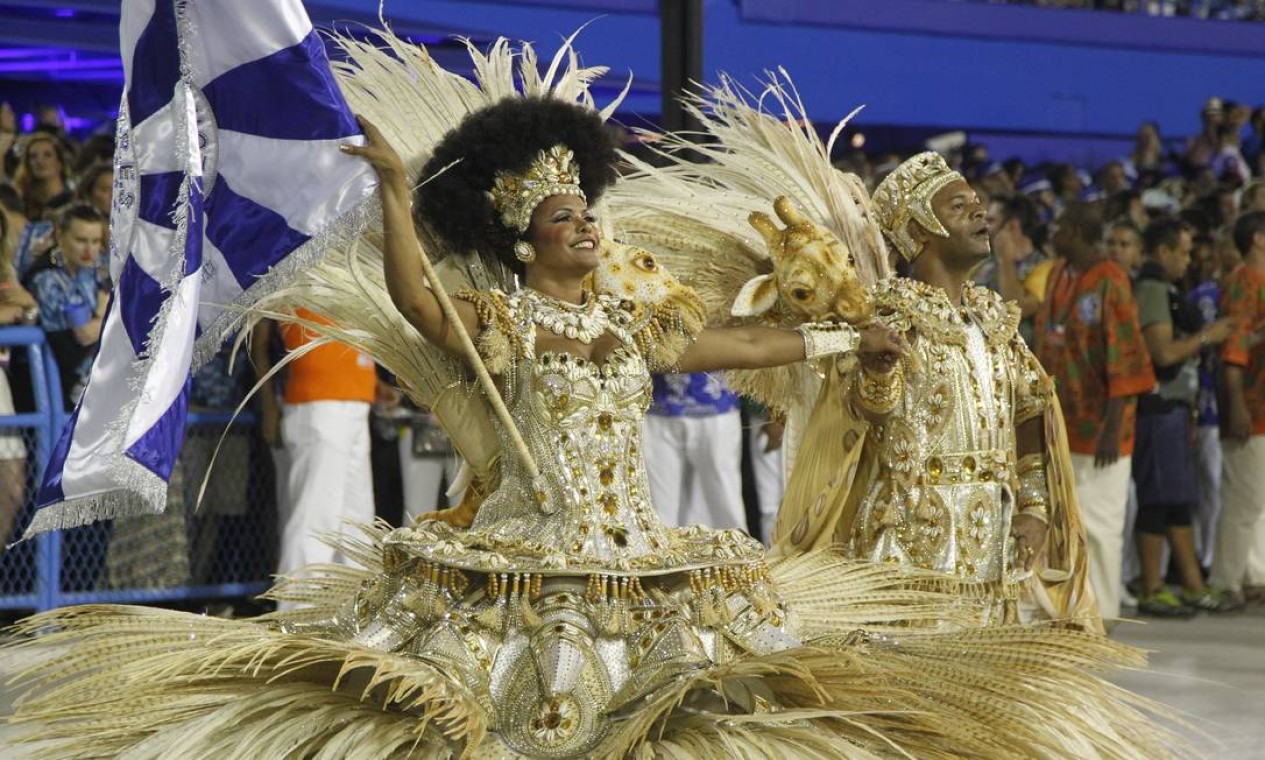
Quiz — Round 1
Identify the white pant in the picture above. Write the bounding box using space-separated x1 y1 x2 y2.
1121 477 1139 584
276 400 374 578
398 427 461 525
1249 513 1265 586
1070 454 1132 620
643 411 745 530
1211 435 1265 593
1193 425 1222 568
749 419 784 545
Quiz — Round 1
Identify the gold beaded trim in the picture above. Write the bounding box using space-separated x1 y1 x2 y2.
1016 453 1050 522
797 321 861 360
856 364 904 415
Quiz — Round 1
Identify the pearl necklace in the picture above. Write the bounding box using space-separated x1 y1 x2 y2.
524 288 608 344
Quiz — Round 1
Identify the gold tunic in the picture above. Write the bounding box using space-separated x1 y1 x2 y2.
845 279 1048 616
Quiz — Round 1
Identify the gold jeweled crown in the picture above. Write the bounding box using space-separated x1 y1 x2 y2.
487 144 586 234
872 151 965 261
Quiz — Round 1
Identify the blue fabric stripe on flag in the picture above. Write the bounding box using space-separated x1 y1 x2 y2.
126 0 181 126
138 171 185 230
204 178 310 289
125 379 190 481
183 175 204 276
202 30 358 141
116 257 166 357
34 407 79 507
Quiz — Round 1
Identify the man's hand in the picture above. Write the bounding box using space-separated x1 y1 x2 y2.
376 380 402 410
858 326 904 374
1093 427 1121 468
1226 399 1253 443
760 419 784 453
1201 316 1238 346
1011 513 1049 572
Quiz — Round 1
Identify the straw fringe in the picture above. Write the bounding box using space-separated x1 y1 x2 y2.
3 532 1189 759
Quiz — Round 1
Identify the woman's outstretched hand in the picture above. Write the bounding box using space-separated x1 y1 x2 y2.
340 115 407 185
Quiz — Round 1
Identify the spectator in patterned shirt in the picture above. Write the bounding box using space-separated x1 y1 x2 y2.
1036 201 1157 619
21 204 107 407
1211 210 1265 604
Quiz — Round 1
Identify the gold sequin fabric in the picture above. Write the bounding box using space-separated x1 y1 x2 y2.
847 279 1050 609
310 288 787 757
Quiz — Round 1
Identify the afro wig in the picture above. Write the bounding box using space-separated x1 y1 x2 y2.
415 98 620 274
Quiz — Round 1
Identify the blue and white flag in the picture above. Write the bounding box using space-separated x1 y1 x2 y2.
27 0 377 535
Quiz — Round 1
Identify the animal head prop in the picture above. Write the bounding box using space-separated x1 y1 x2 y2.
594 240 690 306
594 240 705 366
732 196 872 323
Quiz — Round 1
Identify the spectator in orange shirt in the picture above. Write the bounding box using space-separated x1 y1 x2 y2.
1036 201 1156 619
251 312 384 602
1211 211 1265 604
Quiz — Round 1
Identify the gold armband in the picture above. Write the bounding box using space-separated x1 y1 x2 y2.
856 364 904 415
797 321 860 360
1016 453 1050 523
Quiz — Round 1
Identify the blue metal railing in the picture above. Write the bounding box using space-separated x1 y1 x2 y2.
1 326 271 612
0 326 64 611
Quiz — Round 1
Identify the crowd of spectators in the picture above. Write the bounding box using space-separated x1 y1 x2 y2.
965 0 1265 20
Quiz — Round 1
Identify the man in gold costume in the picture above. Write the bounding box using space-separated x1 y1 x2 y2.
776 152 1099 628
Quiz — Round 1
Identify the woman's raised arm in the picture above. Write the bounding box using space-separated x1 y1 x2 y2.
340 116 480 358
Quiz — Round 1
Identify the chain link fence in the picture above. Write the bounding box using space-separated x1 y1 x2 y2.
1 328 274 615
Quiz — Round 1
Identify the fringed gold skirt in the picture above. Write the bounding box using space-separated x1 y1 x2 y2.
4 524 1185 759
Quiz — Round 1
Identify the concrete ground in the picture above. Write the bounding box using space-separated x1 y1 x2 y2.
0 605 1261 758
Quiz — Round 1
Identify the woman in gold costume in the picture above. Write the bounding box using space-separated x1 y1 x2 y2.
6 33 1180 760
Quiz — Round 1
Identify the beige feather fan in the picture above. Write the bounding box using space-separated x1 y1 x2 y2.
609 70 888 308
606 70 888 472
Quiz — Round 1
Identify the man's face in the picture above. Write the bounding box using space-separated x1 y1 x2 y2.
1049 218 1085 262
1101 164 1128 196
925 179 990 265
1105 227 1142 273
986 200 1008 239
1157 230 1193 283
56 219 105 270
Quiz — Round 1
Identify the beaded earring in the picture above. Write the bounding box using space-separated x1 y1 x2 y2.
514 240 536 263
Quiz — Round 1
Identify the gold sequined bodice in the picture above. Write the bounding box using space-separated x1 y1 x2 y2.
411 290 763 575
469 338 681 566
354 290 782 757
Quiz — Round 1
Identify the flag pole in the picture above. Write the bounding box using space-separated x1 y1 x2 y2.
412 242 540 480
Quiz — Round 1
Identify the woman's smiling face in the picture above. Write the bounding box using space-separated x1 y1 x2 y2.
524 194 601 276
